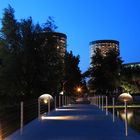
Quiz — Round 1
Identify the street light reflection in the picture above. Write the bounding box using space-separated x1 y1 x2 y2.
41 115 77 120
41 115 95 121
119 109 133 123
55 108 83 111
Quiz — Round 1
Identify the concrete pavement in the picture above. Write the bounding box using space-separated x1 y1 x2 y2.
4 104 140 140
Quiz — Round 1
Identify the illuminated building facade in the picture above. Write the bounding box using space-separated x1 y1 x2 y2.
41 32 67 58
90 40 119 58
40 32 67 81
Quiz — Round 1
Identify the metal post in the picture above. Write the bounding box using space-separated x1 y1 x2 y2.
63 96 64 106
0 121 2 140
97 96 98 106
93 96 96 105
48 98 50 114
112 97 115 122
62 96 64 106
68 96 70 104
63 96 65 105
67 96 68 105
99 96 101 108
92 97 93 105
59 96 61 107
125 101 128 136
54 96 57 109
65 96 66 105
102 96 104 111
66 96 68 105
38 98 41 119
64 96 66 105
106 96 108 115
69 97 71 104
91 97 93 105
20 101 24 135
117 110 119 117
95 96 97 106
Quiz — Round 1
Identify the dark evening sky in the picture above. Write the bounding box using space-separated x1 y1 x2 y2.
0 0 140 72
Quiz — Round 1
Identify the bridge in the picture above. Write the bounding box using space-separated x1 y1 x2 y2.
4 101 140 140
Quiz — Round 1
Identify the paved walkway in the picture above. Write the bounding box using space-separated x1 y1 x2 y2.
5 104 140 140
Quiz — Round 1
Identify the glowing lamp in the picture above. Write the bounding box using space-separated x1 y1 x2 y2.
77 87 82 92
60 91 64 95
39 94 53 104
118 93 133 103
43 99 48 104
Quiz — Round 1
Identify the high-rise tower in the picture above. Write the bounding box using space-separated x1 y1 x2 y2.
41 32 67 58
90 40 119 58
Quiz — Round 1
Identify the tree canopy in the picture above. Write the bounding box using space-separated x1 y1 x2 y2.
88 48 122 96
0 5 83 103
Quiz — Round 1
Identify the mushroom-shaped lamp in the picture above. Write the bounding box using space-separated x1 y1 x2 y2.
118 93 133 104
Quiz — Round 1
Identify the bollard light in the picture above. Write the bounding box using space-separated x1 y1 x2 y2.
118 93 133 104
60 91 64 95
39 94 53 104
39 94 53 116
44 99 48 104
118 93 133 136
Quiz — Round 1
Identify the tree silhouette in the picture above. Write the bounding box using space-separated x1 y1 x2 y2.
64 51 83 96
88 48 122 96
0 5 64 103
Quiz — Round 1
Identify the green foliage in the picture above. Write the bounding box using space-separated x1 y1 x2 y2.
43 16 58 32
39 34 64 95
64 51 83 96
121 66 140 93
0 5 64 103
0 5 20 53
88 48 122 95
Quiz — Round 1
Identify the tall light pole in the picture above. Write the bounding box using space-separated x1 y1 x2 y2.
62 80 68 95
77 87 82 93
76 86 82 96
118 93 133 136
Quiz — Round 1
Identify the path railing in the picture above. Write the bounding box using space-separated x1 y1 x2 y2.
0 95 72 140
89 95 130 136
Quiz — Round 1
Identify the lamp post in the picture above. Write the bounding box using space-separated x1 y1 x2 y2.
20 93 24 135
112 90 116 122
38 98 41 119
112 96 115 122
101 95 104 111
76 86 83 101
62 80 68 95
77 87 82 93
61 80 68 106
118 93 133 136
59 91 64 106
39 94 53 117
20 101 23 135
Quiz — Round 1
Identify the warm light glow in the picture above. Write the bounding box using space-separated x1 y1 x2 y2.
41 115 95 121
77 87 82 92
55 108 83 111
118 93 133 103
119 109 133 123
60 91 64 95
44 99 48 104
0 129 2 140
39 94 53 104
